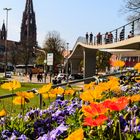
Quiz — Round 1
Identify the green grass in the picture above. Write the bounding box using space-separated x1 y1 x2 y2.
0 82 80 116
0 82 44 96
0 82 48 116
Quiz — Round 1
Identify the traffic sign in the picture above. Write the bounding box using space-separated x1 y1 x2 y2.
47 53 53 66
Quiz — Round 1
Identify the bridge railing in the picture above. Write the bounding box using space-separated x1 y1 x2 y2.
0 69 136 109
83 18 140 46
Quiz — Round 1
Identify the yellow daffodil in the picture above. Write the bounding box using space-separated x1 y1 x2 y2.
65 128 84 140
1 80 21 91
134 63 140 72
112 60 125 67
16 91 34 99
38 83 52 94
64 89 75 95
13 96 26 105
0 109 7 117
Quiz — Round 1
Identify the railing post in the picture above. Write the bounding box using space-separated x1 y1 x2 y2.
115 29 118 42
131 21 134 36
94 36 96 45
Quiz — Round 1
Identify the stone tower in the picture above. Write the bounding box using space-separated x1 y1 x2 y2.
20 0 37 48
20 0 37 64
0 22 6 40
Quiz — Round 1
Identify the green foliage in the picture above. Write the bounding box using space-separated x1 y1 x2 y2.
43 31 66 74
96 50 111 72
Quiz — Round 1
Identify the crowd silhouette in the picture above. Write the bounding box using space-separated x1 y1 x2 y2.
85 28 134 45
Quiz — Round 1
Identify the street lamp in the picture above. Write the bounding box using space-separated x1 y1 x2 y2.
66 43 69 82
3 8 12 77
33 47 47 83
33 47 47 109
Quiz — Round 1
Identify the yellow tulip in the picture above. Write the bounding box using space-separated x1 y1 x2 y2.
64 89 75 95
84 82 96 90
0 109 7 117
112 60 125 67
16 91 34 99
38 83 52 94
129 94 140 102
13 96 26 105
51 87 64 95
1 80 21 91
65 128 84 140
134 63 140 72
42 93 56 99
80 90 94 102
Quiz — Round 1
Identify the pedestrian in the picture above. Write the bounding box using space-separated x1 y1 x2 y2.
29 71 33 82
85 32 88 44
108 32 113 43
97 32 102 45
128 31 133 38
104 32 109 44
89 32 93 45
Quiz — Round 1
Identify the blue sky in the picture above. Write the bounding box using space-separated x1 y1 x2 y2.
0 0 128 49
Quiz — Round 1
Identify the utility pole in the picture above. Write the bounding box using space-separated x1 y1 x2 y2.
3 8 12 77
66 43 69 82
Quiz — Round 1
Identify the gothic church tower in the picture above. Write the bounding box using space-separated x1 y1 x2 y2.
20 0 37 48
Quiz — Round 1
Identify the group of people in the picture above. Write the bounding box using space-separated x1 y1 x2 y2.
85 28 134 45
85 32 93 45
28 70 43 82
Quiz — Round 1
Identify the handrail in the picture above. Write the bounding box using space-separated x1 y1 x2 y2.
79 17 140 46
0 69 135 100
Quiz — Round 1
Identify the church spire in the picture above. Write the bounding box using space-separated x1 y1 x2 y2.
20 0 37 47
1 21 6 40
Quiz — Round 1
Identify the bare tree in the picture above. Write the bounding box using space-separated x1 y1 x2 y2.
121 0 140 20
43 31 66 74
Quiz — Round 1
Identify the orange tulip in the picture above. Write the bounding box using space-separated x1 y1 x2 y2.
82 102 108 117
84 115 108 126
103 96 129 111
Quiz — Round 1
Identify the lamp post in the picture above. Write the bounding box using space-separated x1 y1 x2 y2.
33 47 47 83
3 8 12 77
33 47 47 109
66 43 69 82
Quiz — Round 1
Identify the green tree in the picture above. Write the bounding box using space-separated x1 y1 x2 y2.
43 31 66 74
96 50 111 73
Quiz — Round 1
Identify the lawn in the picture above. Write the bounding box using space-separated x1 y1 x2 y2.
0 82 44 95
0 82 48 116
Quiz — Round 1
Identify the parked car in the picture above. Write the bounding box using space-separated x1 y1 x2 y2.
68 73 83 80
5 71 12 78
56 73 67 80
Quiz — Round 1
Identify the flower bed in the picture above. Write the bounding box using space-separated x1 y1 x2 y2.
1 61 140 139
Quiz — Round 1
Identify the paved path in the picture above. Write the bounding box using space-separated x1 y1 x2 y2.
10 75 51 83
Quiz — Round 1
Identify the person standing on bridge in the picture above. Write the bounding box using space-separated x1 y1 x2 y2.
85 32 89 44
97 32 102 45
89 32 93 45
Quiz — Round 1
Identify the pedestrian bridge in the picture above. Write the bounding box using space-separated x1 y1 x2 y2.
68 18 140 82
